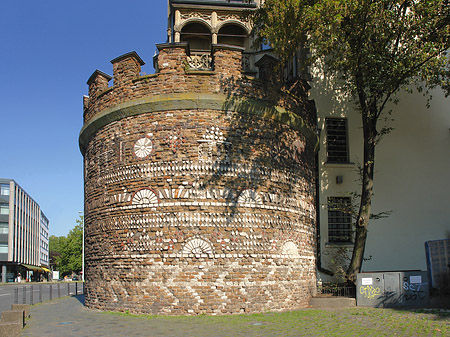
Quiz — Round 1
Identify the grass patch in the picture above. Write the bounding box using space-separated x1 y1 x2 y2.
98 307 449 336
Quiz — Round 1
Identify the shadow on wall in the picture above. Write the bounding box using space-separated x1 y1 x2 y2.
191 61 318 297
310 58 353 118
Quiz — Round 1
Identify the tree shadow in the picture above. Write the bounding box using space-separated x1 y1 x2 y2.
195 56 318 263
359 292 450 320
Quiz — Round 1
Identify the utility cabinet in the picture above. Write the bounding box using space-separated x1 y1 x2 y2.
356 271 429 308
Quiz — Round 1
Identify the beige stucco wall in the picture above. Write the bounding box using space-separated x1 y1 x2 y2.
312 69 450 280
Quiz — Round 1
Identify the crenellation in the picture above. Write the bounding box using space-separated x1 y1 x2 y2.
111 51 145 86
86 69 112 102
212 44 245 77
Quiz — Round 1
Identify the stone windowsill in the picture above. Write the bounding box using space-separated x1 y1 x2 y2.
323 162 355 169
185 69 215 75
324 242 354 248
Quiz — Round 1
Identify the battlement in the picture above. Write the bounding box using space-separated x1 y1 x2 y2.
84 44 248 113
81 43 316 154
84 44 229 116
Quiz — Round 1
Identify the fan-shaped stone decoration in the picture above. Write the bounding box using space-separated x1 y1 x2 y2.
181 237 213 255
134 137 153 158
237 189 263 204
281 241 300 258
132 189 158 206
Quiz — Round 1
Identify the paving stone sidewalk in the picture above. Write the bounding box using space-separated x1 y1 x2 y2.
21 295 450 337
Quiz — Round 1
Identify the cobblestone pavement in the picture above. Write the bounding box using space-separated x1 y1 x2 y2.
21 295 450 337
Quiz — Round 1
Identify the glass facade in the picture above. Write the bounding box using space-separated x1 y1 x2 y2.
0 179 49 271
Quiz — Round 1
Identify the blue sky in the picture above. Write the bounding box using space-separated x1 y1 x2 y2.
0 1 167 236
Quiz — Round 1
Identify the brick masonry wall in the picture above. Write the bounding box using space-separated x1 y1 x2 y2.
81 44 318 315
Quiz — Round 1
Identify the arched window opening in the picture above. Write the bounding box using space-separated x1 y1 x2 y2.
180 22 212 53
218 24 247 48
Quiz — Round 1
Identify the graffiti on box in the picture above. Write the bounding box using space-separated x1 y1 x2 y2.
359 285 381 299
398 281 428 302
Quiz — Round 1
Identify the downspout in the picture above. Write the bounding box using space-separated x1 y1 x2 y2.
315 127 334 277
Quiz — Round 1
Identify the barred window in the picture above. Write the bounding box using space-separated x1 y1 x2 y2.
325 118 349 163
328 197 352 243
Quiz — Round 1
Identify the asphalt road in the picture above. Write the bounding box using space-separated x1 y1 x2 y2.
0 282 83 315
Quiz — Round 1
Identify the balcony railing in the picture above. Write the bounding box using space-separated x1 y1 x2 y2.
187 52 213 71
170 0 256 6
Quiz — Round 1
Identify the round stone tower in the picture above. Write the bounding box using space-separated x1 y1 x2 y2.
80 0 318 315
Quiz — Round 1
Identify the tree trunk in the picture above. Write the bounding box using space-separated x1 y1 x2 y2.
347 110 377 282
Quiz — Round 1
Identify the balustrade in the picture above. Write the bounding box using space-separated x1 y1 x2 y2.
187 52 213 71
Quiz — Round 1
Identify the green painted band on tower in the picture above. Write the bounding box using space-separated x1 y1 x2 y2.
79 93 317 154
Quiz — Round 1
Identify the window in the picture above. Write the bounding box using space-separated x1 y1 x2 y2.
0 243 7 254
218 24 247 48
328 197 352 243
0 222 8 234
0 184 9 196
0 204 9 215
325 118 349 163
180 22 211 52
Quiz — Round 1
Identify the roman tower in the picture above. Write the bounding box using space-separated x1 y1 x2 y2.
80 0 318 315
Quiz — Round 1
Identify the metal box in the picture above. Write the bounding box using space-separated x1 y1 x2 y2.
357 271 429 307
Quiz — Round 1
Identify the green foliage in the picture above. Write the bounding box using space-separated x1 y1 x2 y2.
324 246 351 282
252 0 450 279
253 1 450 108
49 215 83 276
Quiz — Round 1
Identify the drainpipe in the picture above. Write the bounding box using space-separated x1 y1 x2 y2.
315 127 333 277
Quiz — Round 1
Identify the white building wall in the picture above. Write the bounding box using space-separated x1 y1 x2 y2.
312 73 450 280
10 181 42 266
39 212 49 267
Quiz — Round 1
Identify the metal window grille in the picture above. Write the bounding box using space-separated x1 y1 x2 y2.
326 118 349 163
328 197 352 243
425 239 450 294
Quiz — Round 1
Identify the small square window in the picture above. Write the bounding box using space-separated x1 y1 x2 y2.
0 184 9 196
0 204 9 215
0 222 8 234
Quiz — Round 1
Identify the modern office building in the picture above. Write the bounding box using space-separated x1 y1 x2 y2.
0 179 50 283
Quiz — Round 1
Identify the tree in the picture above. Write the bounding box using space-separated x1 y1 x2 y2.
49 235 66 271
252 0 450 281
49 215 83 276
